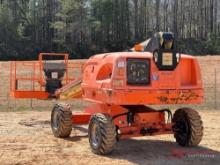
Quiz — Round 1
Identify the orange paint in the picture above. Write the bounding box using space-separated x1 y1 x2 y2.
82 52 203 105
10 51 204 140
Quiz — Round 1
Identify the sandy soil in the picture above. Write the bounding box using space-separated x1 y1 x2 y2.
0 109 220 165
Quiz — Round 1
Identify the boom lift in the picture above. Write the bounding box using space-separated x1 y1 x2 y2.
10 32 204 155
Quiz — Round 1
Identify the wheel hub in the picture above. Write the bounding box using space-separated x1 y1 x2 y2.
174 118 189 141
52 110 60 130
91 123 101 148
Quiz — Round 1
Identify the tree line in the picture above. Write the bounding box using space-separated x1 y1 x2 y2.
0 0 219 60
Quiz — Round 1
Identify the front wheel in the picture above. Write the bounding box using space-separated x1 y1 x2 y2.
51 103 72 138
172 108 203 147
88 113 117 155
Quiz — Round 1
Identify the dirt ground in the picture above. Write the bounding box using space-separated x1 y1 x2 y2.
0 109 220 165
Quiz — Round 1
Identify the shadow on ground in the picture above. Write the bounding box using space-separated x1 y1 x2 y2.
107 139 220 165
64 125 88 142
64 125 220 165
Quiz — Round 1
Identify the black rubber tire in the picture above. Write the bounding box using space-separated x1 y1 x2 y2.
51 103 72 138
88 113 117 155
173 108 203 147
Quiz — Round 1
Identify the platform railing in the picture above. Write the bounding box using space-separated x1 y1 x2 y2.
10 53 86 99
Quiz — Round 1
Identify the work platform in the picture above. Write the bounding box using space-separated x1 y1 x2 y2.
10 53 85 99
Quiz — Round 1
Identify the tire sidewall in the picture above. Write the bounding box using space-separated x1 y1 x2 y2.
51 106 62 137
88 116 102 151
50 103 72 138
173 108 203 147
173 110 190 146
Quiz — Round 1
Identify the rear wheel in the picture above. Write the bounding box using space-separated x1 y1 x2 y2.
173 108 203 146
88 113 117 155
51 103 72 138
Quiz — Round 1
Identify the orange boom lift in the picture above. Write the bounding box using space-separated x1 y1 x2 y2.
10 32 204 155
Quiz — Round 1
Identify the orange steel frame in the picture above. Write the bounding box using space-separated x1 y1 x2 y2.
69 52 203 139
10 53 84 99
81 53 203 105
71 104 173 139
9 52 203 139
